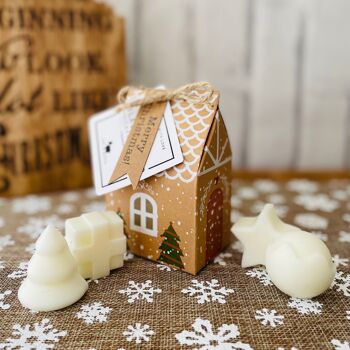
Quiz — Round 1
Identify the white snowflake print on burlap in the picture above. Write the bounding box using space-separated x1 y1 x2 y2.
213 252 232 266
0 217 5 228
231 196 242 208
0 290 12 310
0 261 4 269
175 318 252 350
255 309 284 327
286 179 318 193
254 179 279 193
332 271 350 297
331 339 350 350
17 215 64 240
294 194 339 212
25 242 36 254
124 252 135 261
346 310 350 320
311 231 328 241
123 323 154 344
119 280 161 303
287 297 322 315
56 203 75 215
82 201 105 213
236 186 258 200
267 194 285 205
231 240 243 253
339 231 350 243
294 213 328 230
333 255 349 268
61 191 80 202
246 267 273 286
331 190 348 201
7 262 28 279
76 302 112 324
0 318 66 350
182 279 234 304
12 196 51 214
277 347 299 350
0 235 14 251
156 264 173 271
231 210 242 223
343 214 350 224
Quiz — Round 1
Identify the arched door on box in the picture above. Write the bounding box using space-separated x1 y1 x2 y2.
206 188 224 262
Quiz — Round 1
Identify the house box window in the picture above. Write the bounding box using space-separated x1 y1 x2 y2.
130 193 158 237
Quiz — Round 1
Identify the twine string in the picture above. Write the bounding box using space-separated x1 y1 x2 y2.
115 81 218 112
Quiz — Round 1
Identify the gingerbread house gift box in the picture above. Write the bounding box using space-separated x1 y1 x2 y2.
103 83 232 275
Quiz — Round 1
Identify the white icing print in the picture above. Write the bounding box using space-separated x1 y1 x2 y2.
76 302 112 324
0 290 12 310
255 308 284 327
123 323 154 344
119 280 161 303
0 235 14 251
331 339 350 350
0 319 66 350
175 318 252 350
332 255 349 268
246 267 273 286
7 262 28 279
287 297 322 315
17 215 64 240
294 213 328 230
181 279 234 304
339 231 350 243
294 194 339 212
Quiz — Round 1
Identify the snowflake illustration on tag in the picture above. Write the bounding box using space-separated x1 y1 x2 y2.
0 235 14 251
332 255 349 268
332 271 350 297
0 318 66 350
213 252 232 266
0 290 12 310
331 339 350 350
339 231 350 243
246 267 273 286
123 323 154 344
287 297 322 315
7 262 28 279
119 280 161 303
76 302 112 324
17 215 64 240
12 196 51 214
255 308 284 327
181 279 234 304
175 317 252 350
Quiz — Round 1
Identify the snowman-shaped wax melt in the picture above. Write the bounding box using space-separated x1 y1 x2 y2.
232 204 336 298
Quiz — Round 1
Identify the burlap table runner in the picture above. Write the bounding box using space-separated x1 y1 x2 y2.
0 178 349 349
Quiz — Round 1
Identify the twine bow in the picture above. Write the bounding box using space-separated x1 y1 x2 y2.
115 81 218 112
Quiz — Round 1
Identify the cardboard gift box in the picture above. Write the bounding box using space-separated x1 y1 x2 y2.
91 83 232 275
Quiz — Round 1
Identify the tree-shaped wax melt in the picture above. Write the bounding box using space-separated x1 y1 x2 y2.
18 225 88 311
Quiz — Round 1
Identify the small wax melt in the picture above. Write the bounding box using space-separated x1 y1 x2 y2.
65 211 126 280
18 225 88 311
266 231 336 299
232 203 336 298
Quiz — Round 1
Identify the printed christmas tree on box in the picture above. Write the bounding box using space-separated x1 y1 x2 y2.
89 82 232 274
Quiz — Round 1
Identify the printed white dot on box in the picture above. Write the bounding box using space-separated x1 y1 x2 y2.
65 211 126 280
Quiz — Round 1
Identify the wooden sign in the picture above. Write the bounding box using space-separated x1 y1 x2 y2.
0 0 126 196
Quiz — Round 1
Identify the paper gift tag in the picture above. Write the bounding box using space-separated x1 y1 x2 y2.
88 102 183 195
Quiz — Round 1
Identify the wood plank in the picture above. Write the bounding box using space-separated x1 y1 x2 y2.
298 0 350 169
193 0 250 168
247 0 300 168
137 0 192 87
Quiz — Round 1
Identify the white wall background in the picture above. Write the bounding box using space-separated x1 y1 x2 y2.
102 0 350 170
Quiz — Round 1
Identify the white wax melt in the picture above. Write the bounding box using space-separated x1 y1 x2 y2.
65 211 126 280
18 225 88 311
266 230 336 299
232 204 300 267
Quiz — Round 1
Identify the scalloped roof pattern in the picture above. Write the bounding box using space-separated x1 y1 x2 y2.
157 91 219 183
